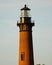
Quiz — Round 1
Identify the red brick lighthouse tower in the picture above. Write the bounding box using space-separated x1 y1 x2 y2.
17 5 34 65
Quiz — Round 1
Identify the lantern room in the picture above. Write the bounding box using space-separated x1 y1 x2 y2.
21 5 31 17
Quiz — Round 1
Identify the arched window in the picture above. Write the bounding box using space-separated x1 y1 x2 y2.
21 52 25 61
20 25 22 31
26 26 29 30
23 25 26 30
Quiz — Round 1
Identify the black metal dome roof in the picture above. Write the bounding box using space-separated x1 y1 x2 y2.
21 5 31 10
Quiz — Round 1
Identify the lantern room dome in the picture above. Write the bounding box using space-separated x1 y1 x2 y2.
21 5 31 10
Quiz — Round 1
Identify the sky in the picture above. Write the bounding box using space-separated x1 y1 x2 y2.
0 0 52 65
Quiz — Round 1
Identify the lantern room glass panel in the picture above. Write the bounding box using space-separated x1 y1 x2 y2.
21 10 30 17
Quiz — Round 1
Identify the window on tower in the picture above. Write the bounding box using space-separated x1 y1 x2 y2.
23 25 26 30
21 52 25 61
20 25 22 31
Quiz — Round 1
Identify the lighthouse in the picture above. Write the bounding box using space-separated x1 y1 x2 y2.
17 5 34 65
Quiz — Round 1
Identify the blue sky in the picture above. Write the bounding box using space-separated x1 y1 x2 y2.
0 0 52 65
